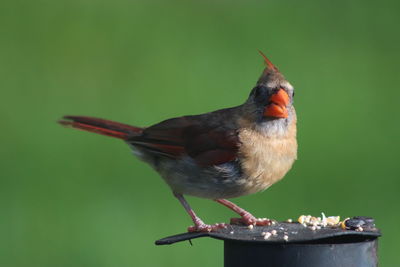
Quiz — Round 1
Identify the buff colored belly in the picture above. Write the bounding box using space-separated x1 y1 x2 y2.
238 127 297 195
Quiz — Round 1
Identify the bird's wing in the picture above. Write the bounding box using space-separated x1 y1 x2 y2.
127 113 240 166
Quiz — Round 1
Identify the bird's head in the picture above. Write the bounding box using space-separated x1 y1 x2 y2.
239 51 296 136
244 51 295 123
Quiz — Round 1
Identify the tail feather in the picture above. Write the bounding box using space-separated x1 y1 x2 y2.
59 116 143 140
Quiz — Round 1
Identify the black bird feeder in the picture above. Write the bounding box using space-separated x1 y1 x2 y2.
156 216 380 267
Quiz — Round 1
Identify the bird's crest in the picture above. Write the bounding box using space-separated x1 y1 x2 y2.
258 50 278 71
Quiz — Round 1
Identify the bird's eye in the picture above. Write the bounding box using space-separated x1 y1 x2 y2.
252 86 268 103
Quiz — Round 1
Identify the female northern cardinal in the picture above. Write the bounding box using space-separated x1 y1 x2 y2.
59 51 297 232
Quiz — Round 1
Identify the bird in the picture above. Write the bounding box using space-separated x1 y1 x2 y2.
59 51 297 232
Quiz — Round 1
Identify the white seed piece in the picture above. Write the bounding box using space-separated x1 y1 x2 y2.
356 227 364 232
230 231 234 234
283 235 289 241
321 212 327 227
287 219 293 223
263 232 272 239
247 224 254 230
310 217 319 225
310 226 316 231
271 230 277 235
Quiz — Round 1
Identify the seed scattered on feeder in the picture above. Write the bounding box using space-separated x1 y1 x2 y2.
283 235 289 241
298 215 306 224
247 224 254 230
263 232 272 239
271 230 277 236
297 213 341 228
341 218 350 229
326 216 340 226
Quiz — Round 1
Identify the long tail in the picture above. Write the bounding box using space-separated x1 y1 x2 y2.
59 116 143 140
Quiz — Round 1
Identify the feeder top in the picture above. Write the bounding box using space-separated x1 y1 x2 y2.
155 220 380 245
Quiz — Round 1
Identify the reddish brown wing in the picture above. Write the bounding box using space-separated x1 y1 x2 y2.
128 115 239 166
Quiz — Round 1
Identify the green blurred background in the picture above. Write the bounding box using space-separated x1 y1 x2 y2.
1 0 399 266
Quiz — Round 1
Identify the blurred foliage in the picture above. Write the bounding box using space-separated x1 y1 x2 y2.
0 0 399 266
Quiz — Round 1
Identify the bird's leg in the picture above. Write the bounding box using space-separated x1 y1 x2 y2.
173 192 227 232
215 199 272 226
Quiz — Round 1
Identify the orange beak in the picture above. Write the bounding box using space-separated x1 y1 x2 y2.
263 89 290 118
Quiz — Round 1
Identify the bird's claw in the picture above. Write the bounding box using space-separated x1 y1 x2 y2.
230 216 273 226
188 222 228 232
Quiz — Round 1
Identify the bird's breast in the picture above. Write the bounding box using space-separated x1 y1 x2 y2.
237 124 297 195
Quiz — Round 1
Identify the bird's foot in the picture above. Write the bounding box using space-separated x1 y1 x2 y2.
214 199 274 227
230 216 273 226
188 222 228 232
